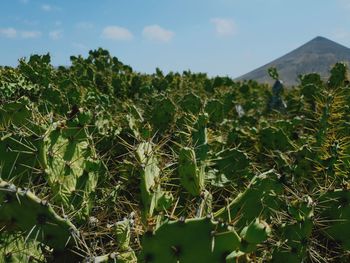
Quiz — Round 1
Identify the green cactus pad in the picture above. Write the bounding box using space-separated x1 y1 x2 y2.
40 119 101 218
178 147 205 196
287 195 314 222
0 133 43 181
213 148 250 182
192 113 209 161
0 233 45 263
0 180 78 251
271 220 313 263
205 99 225 124
318 189 350 250
90 250 137 263
214 170 284 227
136 142 173 217
115 219 132 251
150 97 176 133
141 217 241 263
260 126 293 151
179 93 202 114
240 218 271 246
328 62 347 88
0 100 44 182
0 99 31 128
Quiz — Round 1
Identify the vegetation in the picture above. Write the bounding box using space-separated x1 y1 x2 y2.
1 48 350 262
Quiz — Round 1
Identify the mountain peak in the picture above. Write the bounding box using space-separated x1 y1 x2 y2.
312 36 330 41
236 36 350 86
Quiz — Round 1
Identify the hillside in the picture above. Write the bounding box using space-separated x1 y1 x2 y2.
236 36 350 86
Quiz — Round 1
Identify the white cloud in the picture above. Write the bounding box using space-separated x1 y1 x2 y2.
0 27 17 38
41 4 52 11
72 42 89 51
338 0 350 9
20 30 41 38
22 19 38 26
76 22 94 30
49 30 63 40
142 25 174 42
0 28 41 39
333 28 349 40
41 4 60 12
211 18 237 37
19 0 29 4
101 26 133 41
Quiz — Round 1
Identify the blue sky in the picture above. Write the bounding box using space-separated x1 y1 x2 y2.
1 0 350 78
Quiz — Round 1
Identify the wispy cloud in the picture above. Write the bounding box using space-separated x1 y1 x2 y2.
210 18 237 37
338 0 350 9
101 26 133 41
19 0 29 4
0 28 17 38
41 4 52 11
20 30 41 38
142 25 174 42
332 28 350 41
22 19 39 26
76 22 94 30
49 30 63 40
0 28 41 39
41 4 60 12
72 42 89 51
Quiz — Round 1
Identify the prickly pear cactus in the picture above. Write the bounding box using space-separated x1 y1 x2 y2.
89 251 137 263
0 99 44 182
196 190 213 217
136 142 173 218
0 233 45 263
0 180 78 251
192 113 209 162
222 92 235 116
292 145 314 178
3 47 350 262
299 73 323 108
40 117 101 219
205 99 224 124
259 126 293 151
271 195 314 263
0 67 39 101
268 67 279 80
213 148 250 182
112 217 137 262
150 97 176 133
0 98 31 128
240 218 271 245
271 220 313 263
239 218 271 254
115 218 132 251
178 147 205 196
124 104 149 140
179 93 202 114
141 216 241 263
318 189 350 250
0 132 43 181
328 62 347 88
215 170 284 227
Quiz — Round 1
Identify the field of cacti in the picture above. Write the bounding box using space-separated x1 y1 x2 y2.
1 49 350 262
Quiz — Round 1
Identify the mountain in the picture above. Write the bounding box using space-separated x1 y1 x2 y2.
236 36 350 86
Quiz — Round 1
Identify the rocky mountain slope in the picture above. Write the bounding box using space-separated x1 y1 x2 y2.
237 36 350 86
